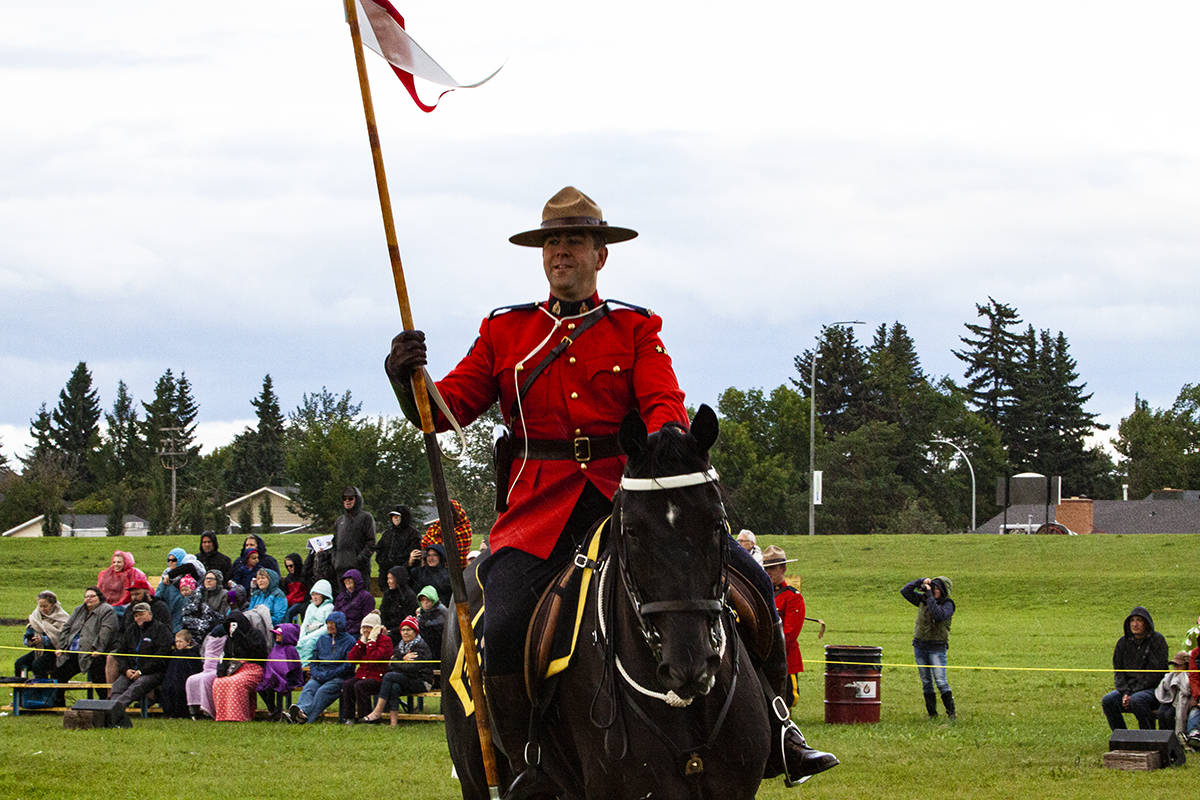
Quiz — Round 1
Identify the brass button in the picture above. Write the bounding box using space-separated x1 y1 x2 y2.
574 428 582 435
612 365 621 373
570 392 578 399
567 322 577 330
580 463 588 470
569 356 576 364
515 364 524 371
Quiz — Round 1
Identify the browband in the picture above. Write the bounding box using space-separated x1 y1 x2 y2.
619 468 720 492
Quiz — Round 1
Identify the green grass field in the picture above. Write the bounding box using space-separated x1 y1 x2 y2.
0 533 1197 799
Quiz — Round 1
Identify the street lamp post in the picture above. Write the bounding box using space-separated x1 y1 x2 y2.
809 320 865 535
932 438 976 532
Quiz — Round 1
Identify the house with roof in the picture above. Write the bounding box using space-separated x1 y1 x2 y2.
974 488 1200 535
2 513 149 538
223 486 313 533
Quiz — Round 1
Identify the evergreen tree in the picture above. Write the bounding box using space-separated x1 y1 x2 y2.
791 324 869 437
253 374 286 486
50 362 102 494
24 403 58 467
259 496 273 534
101 380 140 483
238 503 254 536
174 372 200 457
106 485 127 536
953 297 1023 430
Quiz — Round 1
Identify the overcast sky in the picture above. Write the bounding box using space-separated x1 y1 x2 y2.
2 1 1198 469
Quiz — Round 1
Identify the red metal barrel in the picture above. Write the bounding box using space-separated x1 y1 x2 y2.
823 645 882 724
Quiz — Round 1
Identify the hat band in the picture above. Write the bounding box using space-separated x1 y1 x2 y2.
541 216 608 229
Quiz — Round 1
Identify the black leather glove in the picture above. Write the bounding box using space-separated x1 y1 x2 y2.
385 330 427 383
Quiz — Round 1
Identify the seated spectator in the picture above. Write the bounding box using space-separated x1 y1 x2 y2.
231 534 280 580
170 575 197 632
409 544 452 607
106 575 170 684
1155 650 1192 737
340 611 393 724
280 553 310 624
334 568 375 635
15 590 69 679
285 611 355 724
197 532 233 580
161 629 203 718
376 504 421 590
380 566 417 638
296 580 335 666
109 602 173 710
96 550 147 607
1187 647 1200 750
155 550 187 626
185 627 229 720
736 529 764 565
228 584 249 613
415 585 448 659
257 623 303 721
230 548 263 596
1102 605 1168 731
181 571 229 643
212 611 269 721
360 615 434 726
51 587 118 687
303 539 335 589
249 568 287 625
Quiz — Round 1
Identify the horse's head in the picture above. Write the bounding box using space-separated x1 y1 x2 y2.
615 404 727 700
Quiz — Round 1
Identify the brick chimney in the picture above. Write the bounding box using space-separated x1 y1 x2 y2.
1056 497 1094 534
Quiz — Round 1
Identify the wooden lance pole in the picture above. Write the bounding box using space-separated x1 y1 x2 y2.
342 1 501 795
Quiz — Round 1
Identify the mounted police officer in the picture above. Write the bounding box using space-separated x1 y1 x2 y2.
385 186 837 794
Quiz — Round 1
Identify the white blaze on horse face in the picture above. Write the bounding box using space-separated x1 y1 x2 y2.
665 501 680 527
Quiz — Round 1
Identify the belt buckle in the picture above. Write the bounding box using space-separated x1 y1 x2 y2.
573 436 591 462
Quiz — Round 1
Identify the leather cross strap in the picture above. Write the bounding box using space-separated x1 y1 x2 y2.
513 434 622 463
508 304 611 420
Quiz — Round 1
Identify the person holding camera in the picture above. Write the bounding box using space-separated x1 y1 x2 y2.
901 575 957 720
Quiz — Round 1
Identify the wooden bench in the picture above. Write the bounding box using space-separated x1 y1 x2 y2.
1 681 167 719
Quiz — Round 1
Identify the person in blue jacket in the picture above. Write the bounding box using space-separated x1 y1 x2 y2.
285 611 355 723
249 568 288 625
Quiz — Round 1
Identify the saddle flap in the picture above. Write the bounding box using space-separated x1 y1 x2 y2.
726 566 774 663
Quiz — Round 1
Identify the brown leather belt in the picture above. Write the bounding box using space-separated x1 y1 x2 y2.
513 435 622 463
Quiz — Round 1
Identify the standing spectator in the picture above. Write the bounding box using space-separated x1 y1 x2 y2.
333 568 375 635
360 615 435 726
15 591 69 678
296 579 335 666
736 529 764 565
249 568 288 625
901 575 957 720
340 611 393 724
257 623 303 721
161 629 203 718
109 602 173 710
376 504 421 590
334 487 376 586
212 611 268 721
197 532 233 580
95 550 147 607
1101 605 1168 731
280 553 310 624
380 566 418 638
285 611 356 724
415 585 448 659
409 544 452 607
52 587 118 686
762 545 816 707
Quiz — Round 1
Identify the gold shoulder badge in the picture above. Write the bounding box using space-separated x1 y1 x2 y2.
655 345 666 354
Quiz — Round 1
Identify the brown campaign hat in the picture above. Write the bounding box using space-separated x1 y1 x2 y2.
761 545 797 567
509 186 638 247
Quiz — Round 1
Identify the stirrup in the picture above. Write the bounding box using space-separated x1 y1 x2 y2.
779 720 813 787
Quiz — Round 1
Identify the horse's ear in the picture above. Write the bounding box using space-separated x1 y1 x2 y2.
691 404 719 453
619 411 648 460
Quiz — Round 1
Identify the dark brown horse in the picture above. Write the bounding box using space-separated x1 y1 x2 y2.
444 405 769 799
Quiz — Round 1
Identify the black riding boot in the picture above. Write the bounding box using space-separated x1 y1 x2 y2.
924 692 938 717
484 673 559 800
759 620 839 785
941 690 956 721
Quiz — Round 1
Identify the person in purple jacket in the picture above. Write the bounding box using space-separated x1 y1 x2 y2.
333 568 375 635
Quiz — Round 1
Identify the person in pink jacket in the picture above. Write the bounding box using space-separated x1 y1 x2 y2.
96 550 147 607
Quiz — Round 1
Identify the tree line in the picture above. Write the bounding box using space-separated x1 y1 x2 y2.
0 298 1193 536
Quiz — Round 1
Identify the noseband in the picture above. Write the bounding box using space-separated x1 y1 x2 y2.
614 467 729 664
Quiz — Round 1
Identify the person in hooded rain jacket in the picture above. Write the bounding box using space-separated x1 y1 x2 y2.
249 567 288 625
408 543 452 607
212 610 269 721
415 585 448 659
333 568 375 635
15 590 69 678
286 611 355 723
340 611 393 723
296 579 335 666
257 622 302 720
279 552 310 624
96 550 148 607
161 628 203 717
901 575 957 720
333 487 376 586
380 565 417 638
1102 605 1169 730
375 504 422 590
197 532 233 580
182 570 230 642
230 534 280 582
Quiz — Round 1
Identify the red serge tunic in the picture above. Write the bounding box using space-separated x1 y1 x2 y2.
774 580 806 673
430 294 688 559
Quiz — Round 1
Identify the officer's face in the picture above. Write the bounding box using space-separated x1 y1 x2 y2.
542 232 606 301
